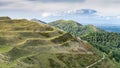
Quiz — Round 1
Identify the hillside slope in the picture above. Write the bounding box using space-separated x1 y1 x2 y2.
48 19 119 68
0 17 101 68
49 19 101 37
81 32 120 67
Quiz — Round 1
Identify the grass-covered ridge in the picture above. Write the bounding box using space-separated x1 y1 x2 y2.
0 17 101 68
49 19 101 37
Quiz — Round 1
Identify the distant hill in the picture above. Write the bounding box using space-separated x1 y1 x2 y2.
97 26 120 33
49 19 101 37
0 16 11 20
0 17 102 68
31 18 46 24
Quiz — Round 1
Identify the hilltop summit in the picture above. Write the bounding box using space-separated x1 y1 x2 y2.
49 19 101 36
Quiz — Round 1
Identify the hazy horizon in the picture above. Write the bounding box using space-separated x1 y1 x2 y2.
0 0 120 26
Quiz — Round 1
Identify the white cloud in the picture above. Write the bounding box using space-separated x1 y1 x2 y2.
0 0 120 17
41 12 52 17
105 17 111 20
116 16 120 19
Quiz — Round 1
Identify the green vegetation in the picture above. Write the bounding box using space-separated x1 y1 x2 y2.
0 16 11 20
49 19 101 36
0 17 101 68
49 19 120 68
81 32 120 63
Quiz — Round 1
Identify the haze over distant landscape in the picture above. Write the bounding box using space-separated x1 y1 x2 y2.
0 0 120 26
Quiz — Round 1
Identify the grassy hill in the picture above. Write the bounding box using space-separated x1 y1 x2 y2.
48 19 120 68
49 19 101 37
0 17 102 68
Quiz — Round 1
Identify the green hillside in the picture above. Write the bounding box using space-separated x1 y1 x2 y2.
81 32 120 67
0 17 101 68
49 19 101 37
48 19 120 68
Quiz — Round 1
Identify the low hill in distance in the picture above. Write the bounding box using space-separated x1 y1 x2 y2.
31 18 46 24
0 16 11 20
49 19 102 37
0 17 101 68
97 26 120 33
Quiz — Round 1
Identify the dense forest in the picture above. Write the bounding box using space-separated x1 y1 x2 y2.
81 32 120 62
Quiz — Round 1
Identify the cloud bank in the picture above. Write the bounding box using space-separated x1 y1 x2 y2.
0 0 120 26
0 0 120 16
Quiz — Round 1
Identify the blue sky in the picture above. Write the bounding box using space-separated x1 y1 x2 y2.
0 0 120 26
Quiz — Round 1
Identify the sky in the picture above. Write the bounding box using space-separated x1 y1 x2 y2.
0 0 120 26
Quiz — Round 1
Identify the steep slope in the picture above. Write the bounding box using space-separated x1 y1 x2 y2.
0 17 101 68
49 19 101 37
81 32 120 67
49 19 119 68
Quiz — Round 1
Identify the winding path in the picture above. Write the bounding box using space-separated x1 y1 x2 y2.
85 54 105 68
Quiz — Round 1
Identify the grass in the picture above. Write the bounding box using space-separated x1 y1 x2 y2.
0 17 102 68
0 45 13 53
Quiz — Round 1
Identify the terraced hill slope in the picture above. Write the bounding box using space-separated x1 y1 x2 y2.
0 17 101 68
